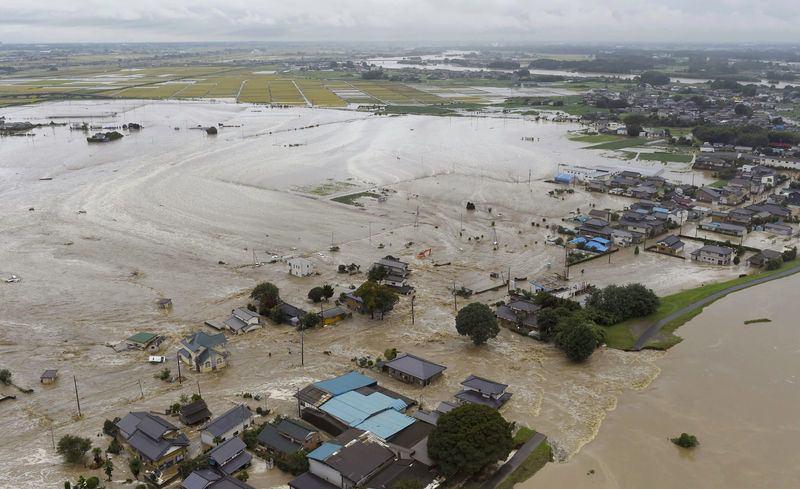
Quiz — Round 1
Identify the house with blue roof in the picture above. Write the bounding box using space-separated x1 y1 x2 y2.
295 372 416 439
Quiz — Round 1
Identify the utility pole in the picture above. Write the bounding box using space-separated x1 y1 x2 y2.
197 380 202 398
411 295 416 325
138 379 144 399
452 281 458 313
300 326 305 367
296 388 301 418
50 423 56 449
176 352 182 384
73 376 82 418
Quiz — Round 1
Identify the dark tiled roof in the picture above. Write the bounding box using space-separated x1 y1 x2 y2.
325 439 394 483
204 405 252 438
277 418 316 442
383 353 446 382
182 469 255 489
209 437 251 474
365 459 436 489
455 389 513 409
460 375 508 395
257 424 302 455
289 472 339 489
181 399 212 425
387 419 433 449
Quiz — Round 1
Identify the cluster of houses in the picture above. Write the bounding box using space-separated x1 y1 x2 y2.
581 82 798 131
287 368 512 489
108 358 514 489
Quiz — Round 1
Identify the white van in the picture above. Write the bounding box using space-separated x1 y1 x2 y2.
148 356 166 364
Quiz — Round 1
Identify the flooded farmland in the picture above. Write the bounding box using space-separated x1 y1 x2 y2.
0 100 778 488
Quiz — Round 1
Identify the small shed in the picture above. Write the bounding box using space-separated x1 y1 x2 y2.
40 370 58 385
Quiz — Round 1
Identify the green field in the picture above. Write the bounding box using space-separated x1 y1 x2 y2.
496 441 552 489
569 134 624 144
585 137 648 150
636 151 694 163
604 263 800 350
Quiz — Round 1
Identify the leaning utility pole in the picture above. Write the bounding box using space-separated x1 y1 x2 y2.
138 379 144 399
73 376 82 418
176 352 182 384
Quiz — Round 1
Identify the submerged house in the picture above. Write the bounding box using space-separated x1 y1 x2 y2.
179 398 212 426
179 331 229 373
182 469 255 489
258 418 321 458
208 437 252 475
381 353 446 386
295 372 415 437
223 308 261 335
691 245 734 265
495 298 542 338
201 404 254 447
655 235 685 255
116 412 189 485
454 375 512 409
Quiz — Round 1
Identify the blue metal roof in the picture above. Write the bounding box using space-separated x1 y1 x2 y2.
570 237 587 244
319 391 407 426
591 237 611 245
355 409 415 440
555 173 574 183
307 442 341 462
585 242 609 252
313 372 375 396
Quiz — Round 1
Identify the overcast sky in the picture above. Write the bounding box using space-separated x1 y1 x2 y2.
1 0 799 44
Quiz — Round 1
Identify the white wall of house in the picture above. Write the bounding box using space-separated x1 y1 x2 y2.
309 459 343 488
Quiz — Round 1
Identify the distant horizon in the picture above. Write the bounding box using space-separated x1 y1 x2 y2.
2 1 800 45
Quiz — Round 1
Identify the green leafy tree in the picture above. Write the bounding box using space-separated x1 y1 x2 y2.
555 320 598 362
428 404 513 477
782 246 797 262
129 457 141 480
57 435 92 464
299 313 321 330
355 281 399 319
178 454 209 479
586 283 659 324
384 348 398 360
102 418 120 437
368 265 388 282
106 438 121 455
251 282 280 314
276 450 309 475
308 287 325 303
236 471 250 482
0 369 11 385
455 302 499 345
322 284 335 300
104 458 114 481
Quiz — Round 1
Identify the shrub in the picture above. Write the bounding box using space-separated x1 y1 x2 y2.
671 433 699 448
57 435 92 464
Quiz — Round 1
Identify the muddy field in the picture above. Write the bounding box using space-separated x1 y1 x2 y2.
0 100 752 488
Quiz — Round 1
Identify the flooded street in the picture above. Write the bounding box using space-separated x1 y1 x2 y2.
0 100 763 488
531 274 800 488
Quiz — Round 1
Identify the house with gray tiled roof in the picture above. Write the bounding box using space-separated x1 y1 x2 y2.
201 404 254 447
116 412 189 485
178 331 229 373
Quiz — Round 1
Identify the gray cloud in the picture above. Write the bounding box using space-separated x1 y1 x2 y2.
1 0 799 43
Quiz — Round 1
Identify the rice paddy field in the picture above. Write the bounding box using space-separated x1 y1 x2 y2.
0 65 565 109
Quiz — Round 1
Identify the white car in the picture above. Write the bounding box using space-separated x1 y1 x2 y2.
148 356 166 364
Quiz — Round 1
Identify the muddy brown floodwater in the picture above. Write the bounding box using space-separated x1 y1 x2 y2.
530 274 800 488
0 100 791 488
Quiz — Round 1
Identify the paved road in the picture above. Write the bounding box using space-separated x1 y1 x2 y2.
633 262 800 350
480 432 547 489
